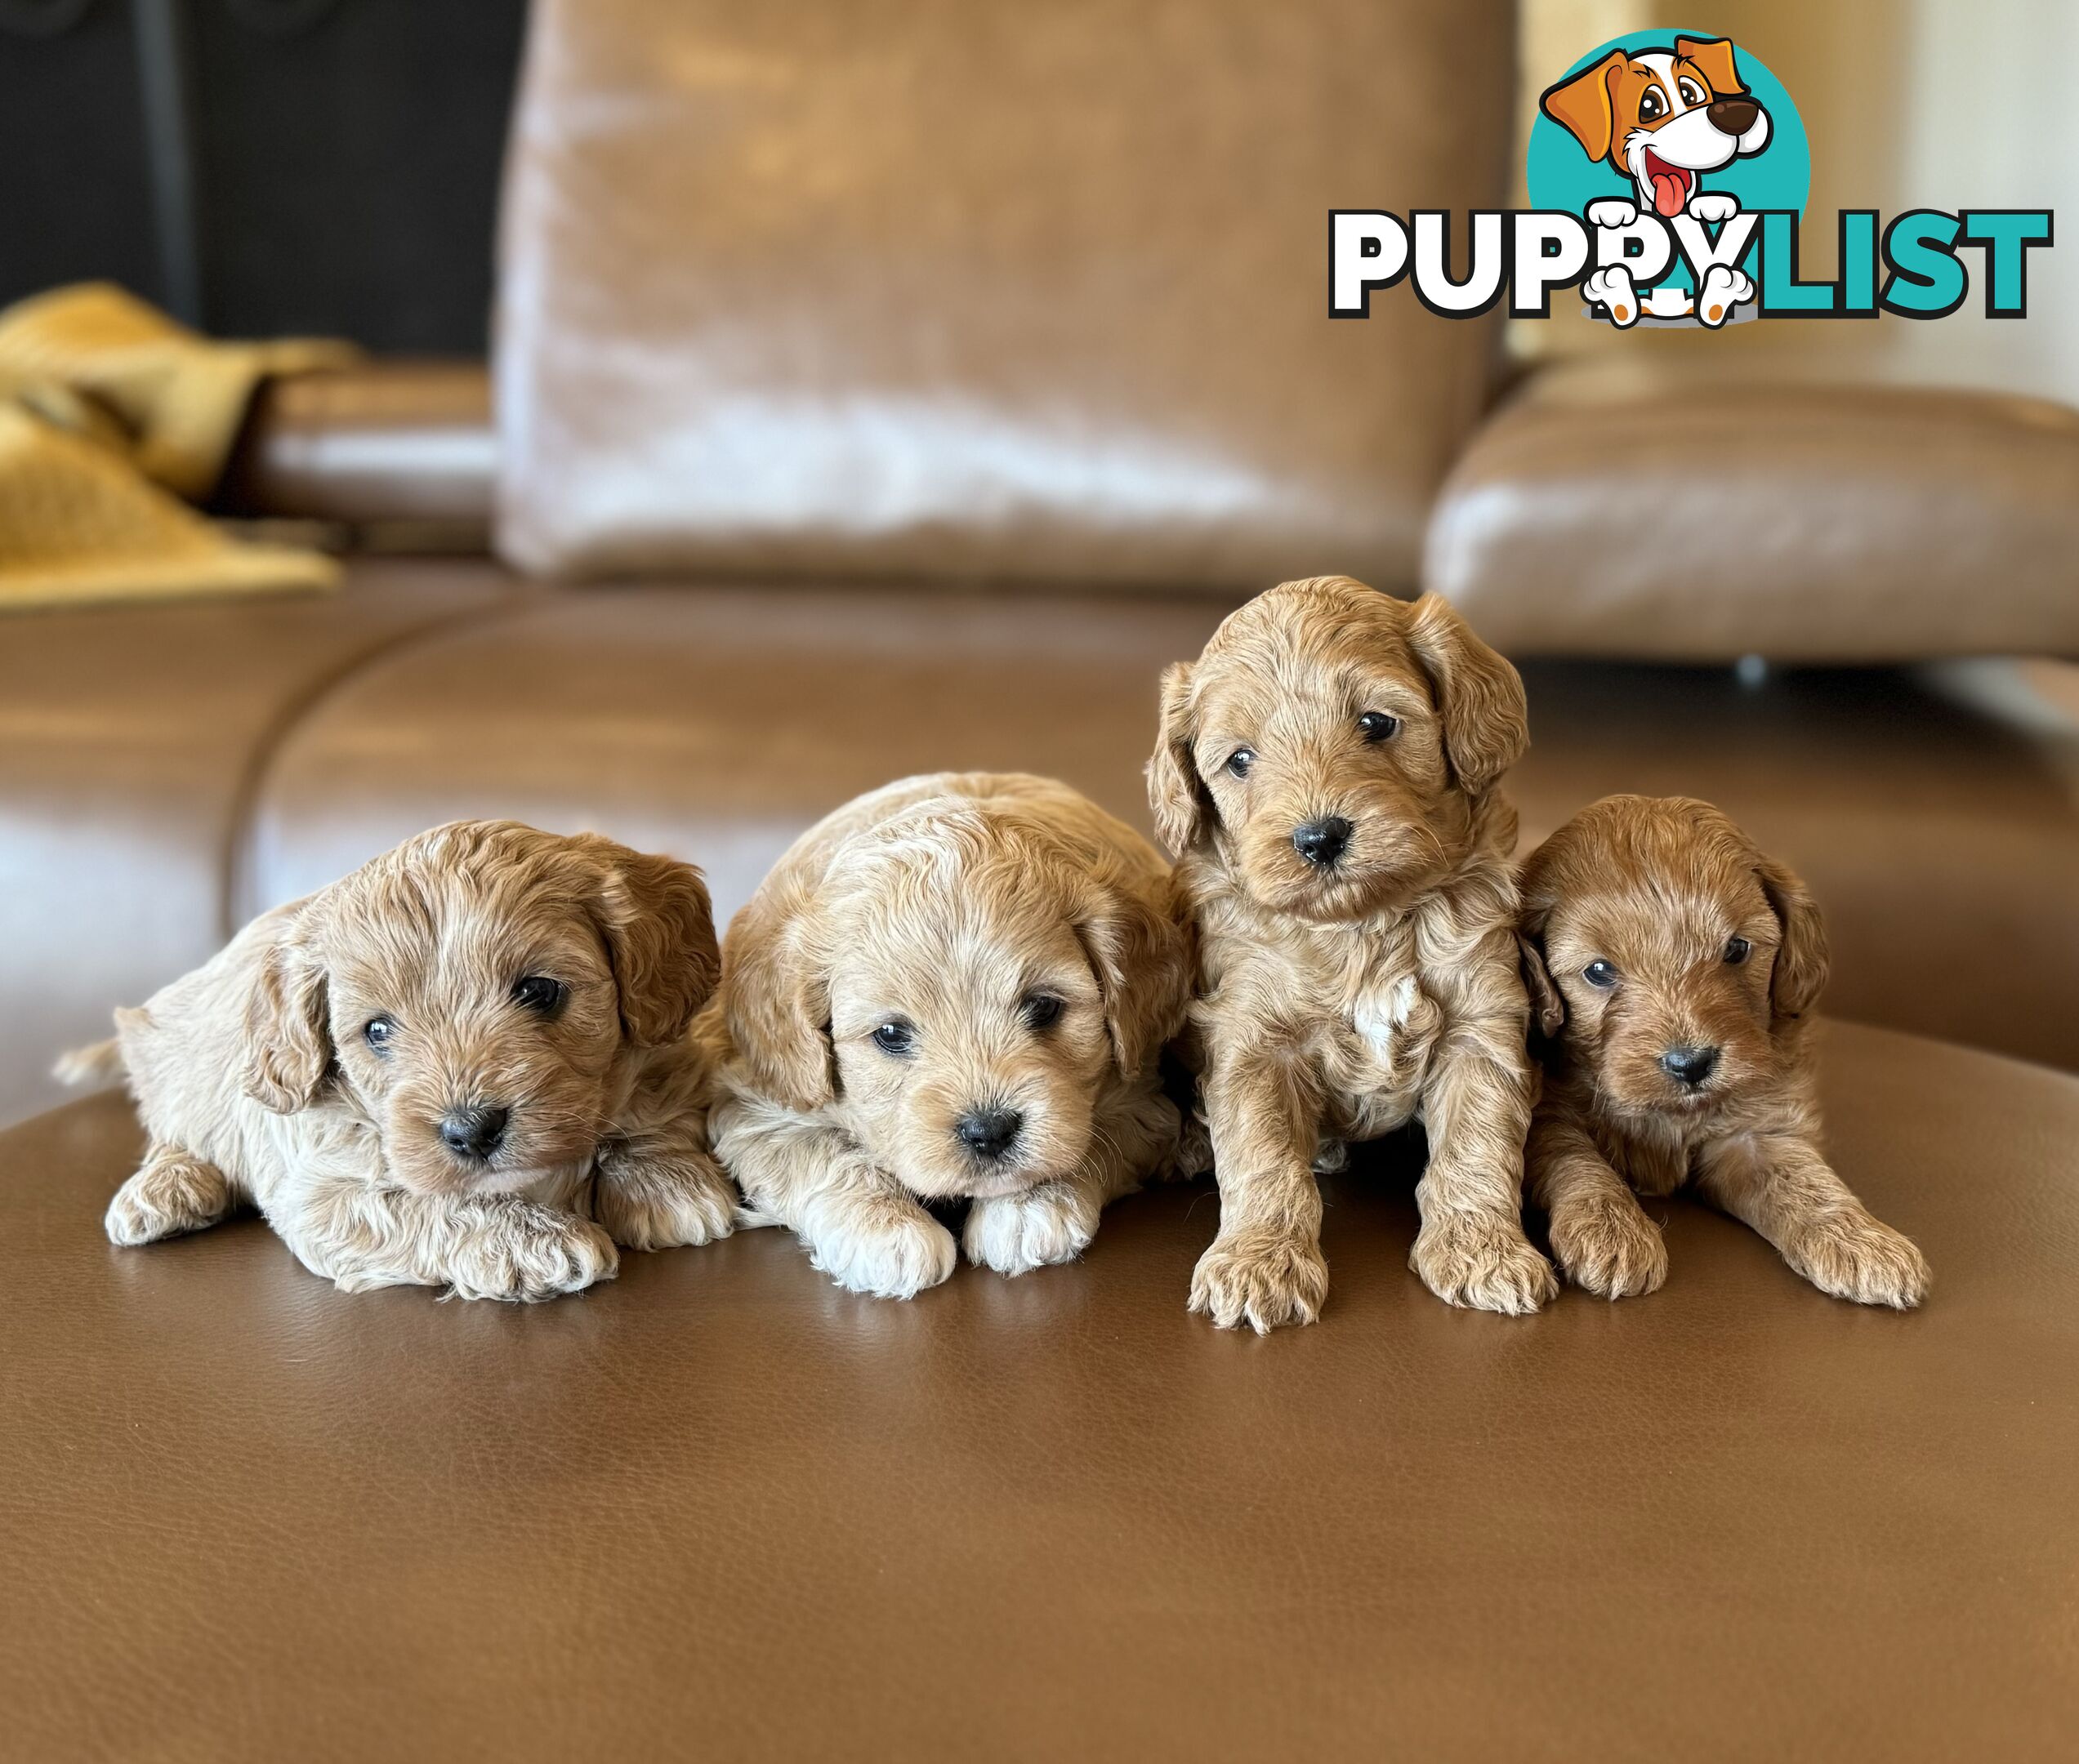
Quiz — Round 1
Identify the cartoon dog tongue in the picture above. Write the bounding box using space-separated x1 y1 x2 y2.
1652 171 1687 216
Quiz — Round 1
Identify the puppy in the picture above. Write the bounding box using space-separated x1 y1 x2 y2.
1541 36 1770 219
1149 576 1556 1330
1518 795 1930 1308
710 773 1193 1300
71 821 733 1300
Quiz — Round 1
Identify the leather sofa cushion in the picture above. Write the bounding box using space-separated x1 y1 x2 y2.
1425 362 2079 662
6 1021 2077 1757
494 0 1511 589
0 560 518 1128
238 577 2079 1071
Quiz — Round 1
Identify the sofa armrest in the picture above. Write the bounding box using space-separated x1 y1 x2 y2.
214 359 494 538
1423 359 2079 663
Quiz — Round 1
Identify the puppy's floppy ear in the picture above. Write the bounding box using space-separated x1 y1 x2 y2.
242 915 332 1114
1405 594 1528 794
1540 49 1626 163
1073 869 1193 1082
1517 929 1565 1041
578 836 721 1047
1146 661 1209 858
1756 852 1828 1021
1675 36 1746 97
721 880 834 1111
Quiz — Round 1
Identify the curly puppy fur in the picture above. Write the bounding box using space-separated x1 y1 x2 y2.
78 821 731 1301
710 773 1194 1300
1519 795 1929 1307
1150 576 1555 1330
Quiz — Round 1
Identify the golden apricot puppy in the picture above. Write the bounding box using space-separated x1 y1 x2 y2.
1150 576 1556 1330
65 821 732 1301
1519 795 1929 1307
709 773 1193 1300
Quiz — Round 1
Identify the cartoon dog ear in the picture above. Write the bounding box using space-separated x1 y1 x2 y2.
577 837 721 1048
1675 35 1747 97
1540 48 1626 163
1073 868 1193 1083
721 877 835 1111
1146 661 1211 858
1517 929 1566 1041
1755 852 1829 1022
242 912 332 1114
1405 595 1529 795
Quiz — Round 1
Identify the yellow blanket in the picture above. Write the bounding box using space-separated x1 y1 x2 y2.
0 284 357 612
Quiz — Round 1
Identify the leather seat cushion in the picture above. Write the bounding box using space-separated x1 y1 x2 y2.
0 559 519 1128
4 1020 2074 1758
1425 362 2079 662
493 0 1511 588
240 581 2079 1069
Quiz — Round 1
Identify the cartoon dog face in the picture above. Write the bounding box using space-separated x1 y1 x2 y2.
1517 796 1827 1125
1541 36 1770 217
244 821 718 1197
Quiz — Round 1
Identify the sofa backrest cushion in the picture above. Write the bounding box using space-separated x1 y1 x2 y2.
495 0 1513 590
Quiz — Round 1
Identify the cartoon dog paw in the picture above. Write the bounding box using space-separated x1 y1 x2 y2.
1586 198 1639 230
1582 265 1640 327
1686 191 1740 225
1695 263 1755 327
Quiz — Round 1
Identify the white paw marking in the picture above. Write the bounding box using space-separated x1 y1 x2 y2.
1686 191 1739 225
1582 265 1640 327
963 1185 1096 1276
1586 198 1639 229
1695 263 1755 327
811 1209 957 1299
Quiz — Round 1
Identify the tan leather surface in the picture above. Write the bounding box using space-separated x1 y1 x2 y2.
0 560 520 1128
494 0 1510 589
1425 361 2079 662
4 1019 2074 1760
237 577 2079 1070
216 360 495 531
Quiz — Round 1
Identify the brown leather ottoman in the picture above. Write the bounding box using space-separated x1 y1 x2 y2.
5 1021 2073 1761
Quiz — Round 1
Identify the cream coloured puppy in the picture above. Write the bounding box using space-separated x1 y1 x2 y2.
69 821 733 1300
710 773 1193 1299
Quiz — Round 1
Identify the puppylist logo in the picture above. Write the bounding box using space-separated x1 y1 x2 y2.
1332 31 2053 328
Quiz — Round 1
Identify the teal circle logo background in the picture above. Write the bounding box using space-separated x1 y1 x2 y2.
1525 31 1809 285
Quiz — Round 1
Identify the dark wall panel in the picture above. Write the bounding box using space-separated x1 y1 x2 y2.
0 0 527 352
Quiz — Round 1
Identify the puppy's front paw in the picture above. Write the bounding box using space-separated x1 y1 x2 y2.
105 1151 232 1247
1550 1197 1668 1299
595 1152 737 1252
1189 1227 1328 1334
1783 1209 1930 1309
1582 265 1640 327
443 1205 618 1302
1586 197 1639 229
1686 191 1740 225
811 1208 957 1300
964 1183 1099 1276
1411 1214 1558 1315
1696 263 1754 327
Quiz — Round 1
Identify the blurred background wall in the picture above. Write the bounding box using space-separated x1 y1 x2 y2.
2 0 2060 398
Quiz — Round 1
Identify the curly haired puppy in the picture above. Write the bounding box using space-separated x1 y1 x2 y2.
72 821 732 1300
710 773 1193 1300
1519 795 1929 1307
1150 575 1555 1330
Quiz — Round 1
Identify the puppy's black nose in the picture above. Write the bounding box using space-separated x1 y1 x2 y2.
1708 96 1760 135
1292 816 1354 868
955 1107 1024 1160
439 1105 510 1160
1660 1045 1720 1087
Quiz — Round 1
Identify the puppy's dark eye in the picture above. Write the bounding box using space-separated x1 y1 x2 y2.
1225 747 1256 779
1022 994 1064 1031
1357 711 1399 743
512 975 567 1015
872 1020 915 1056
1640 87 1664 122
1723 937 1751 966
1677 78 1705 108
364 1015 397 1052
1582 960 1619 989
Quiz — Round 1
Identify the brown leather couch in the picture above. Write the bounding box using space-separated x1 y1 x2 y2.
5 3 2077 1754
